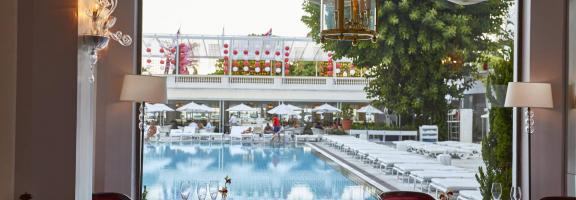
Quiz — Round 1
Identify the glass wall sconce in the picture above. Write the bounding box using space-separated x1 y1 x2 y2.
80 0 133 83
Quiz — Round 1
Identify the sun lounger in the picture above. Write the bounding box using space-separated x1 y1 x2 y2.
392 163 464 177
230 126 254 142
428 178 480 197
408 170 476 191
457 190 483 200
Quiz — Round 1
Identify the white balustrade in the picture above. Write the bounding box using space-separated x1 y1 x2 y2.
165 75 370 91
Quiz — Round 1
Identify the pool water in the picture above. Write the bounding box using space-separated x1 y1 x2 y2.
143 142 380 200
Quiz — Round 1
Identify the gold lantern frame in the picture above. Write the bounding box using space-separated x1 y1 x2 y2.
320 0 378 45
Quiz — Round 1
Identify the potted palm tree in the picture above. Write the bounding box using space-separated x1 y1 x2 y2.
341 104 354 130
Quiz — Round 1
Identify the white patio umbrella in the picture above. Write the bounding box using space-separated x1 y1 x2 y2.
312 103 341 113
357 105 384 134
146 103 174 125
177 102 212 121
357 105 384 115
268 104 298 115
226 103 256 112
286 104 302 111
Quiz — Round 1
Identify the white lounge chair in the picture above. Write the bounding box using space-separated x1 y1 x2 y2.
457 190 483 200
428 178 480 197
408 170 476 191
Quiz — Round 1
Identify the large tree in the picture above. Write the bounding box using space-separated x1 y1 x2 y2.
302 0 511 138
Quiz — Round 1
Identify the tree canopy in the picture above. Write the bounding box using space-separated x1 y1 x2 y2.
301 0 512 137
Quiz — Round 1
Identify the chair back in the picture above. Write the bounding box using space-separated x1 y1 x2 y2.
93 192 131 200
379 191 435 200
541 197 576 200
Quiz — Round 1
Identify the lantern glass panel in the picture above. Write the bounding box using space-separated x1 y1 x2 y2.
321 0 337 30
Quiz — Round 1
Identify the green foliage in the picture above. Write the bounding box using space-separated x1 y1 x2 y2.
142 185 149 200
341 104 354 119
301 0 512 138
476 38 513 200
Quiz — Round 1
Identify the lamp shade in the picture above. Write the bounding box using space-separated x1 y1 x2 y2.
504 82 553 108
120 75 167 103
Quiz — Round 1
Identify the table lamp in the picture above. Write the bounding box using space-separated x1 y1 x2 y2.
504 82 553 134
121 74 167 137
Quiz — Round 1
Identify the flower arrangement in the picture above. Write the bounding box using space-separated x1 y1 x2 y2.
218 176 232 200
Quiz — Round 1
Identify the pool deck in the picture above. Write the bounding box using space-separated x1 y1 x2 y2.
307 142 484 197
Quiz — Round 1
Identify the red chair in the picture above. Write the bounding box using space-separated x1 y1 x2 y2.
379 191 435 200
541 197 576 200
92 193 132 200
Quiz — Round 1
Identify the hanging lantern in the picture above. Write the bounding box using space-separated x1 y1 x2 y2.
233 50 238 55
146 59 151 64
223 43 229 48
284 58 289 63
284 52 290 57
275 51 281 56
243 50 249 55
159 48 165 53
255 50 260 56
146 48 151 53
265 50 270 55
285 46 290 51
223 49 229 54
320 0 377 45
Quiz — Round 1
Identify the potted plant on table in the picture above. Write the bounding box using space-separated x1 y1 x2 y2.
341 104 354 130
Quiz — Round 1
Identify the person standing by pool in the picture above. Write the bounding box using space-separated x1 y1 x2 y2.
271 115 282 142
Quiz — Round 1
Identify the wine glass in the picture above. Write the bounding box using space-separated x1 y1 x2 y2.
197 182 208 200
510 186 522 200
491 182 502 200
179 181 193 200
209 180 219 200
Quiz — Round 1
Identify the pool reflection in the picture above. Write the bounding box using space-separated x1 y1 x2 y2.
143 142 379 200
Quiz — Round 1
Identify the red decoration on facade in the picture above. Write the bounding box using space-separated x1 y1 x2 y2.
224 56 229 60
255 50 260 55
159 48 165 53
233 50 238 55
223 43 229 48
254 62 260 67
265 50 270 55
284 52 289 57
160 60 165 64
170 60 176 65
336 63 342 68
275 62 282 67
284 63 290 69
223 49 229 54
284 70 290 75
146 48 151 52
284 58 289 63
275 51 281 56
328 53 333 57
285 46 290 51
264 62 270 67
170 48 176 53
146 59 151 64
243 61 249 66
327 65 333 71
233 61 238 67
243 50 249 55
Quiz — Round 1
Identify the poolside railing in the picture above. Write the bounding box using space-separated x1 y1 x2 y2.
166 75 371 91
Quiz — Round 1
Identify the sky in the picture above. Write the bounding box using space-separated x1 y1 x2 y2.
143 0 312 37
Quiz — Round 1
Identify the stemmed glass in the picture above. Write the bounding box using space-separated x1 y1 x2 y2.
510 186 522 200
197 182 208 200
209 180 220 200
179 181 193 200
491 182 502 200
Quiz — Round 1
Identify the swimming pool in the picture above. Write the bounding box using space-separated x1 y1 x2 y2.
143 142 381 200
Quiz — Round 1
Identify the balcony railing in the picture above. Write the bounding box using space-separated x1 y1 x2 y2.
166 75 370 91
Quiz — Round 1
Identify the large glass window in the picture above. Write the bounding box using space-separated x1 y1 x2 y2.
139 1 517 199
